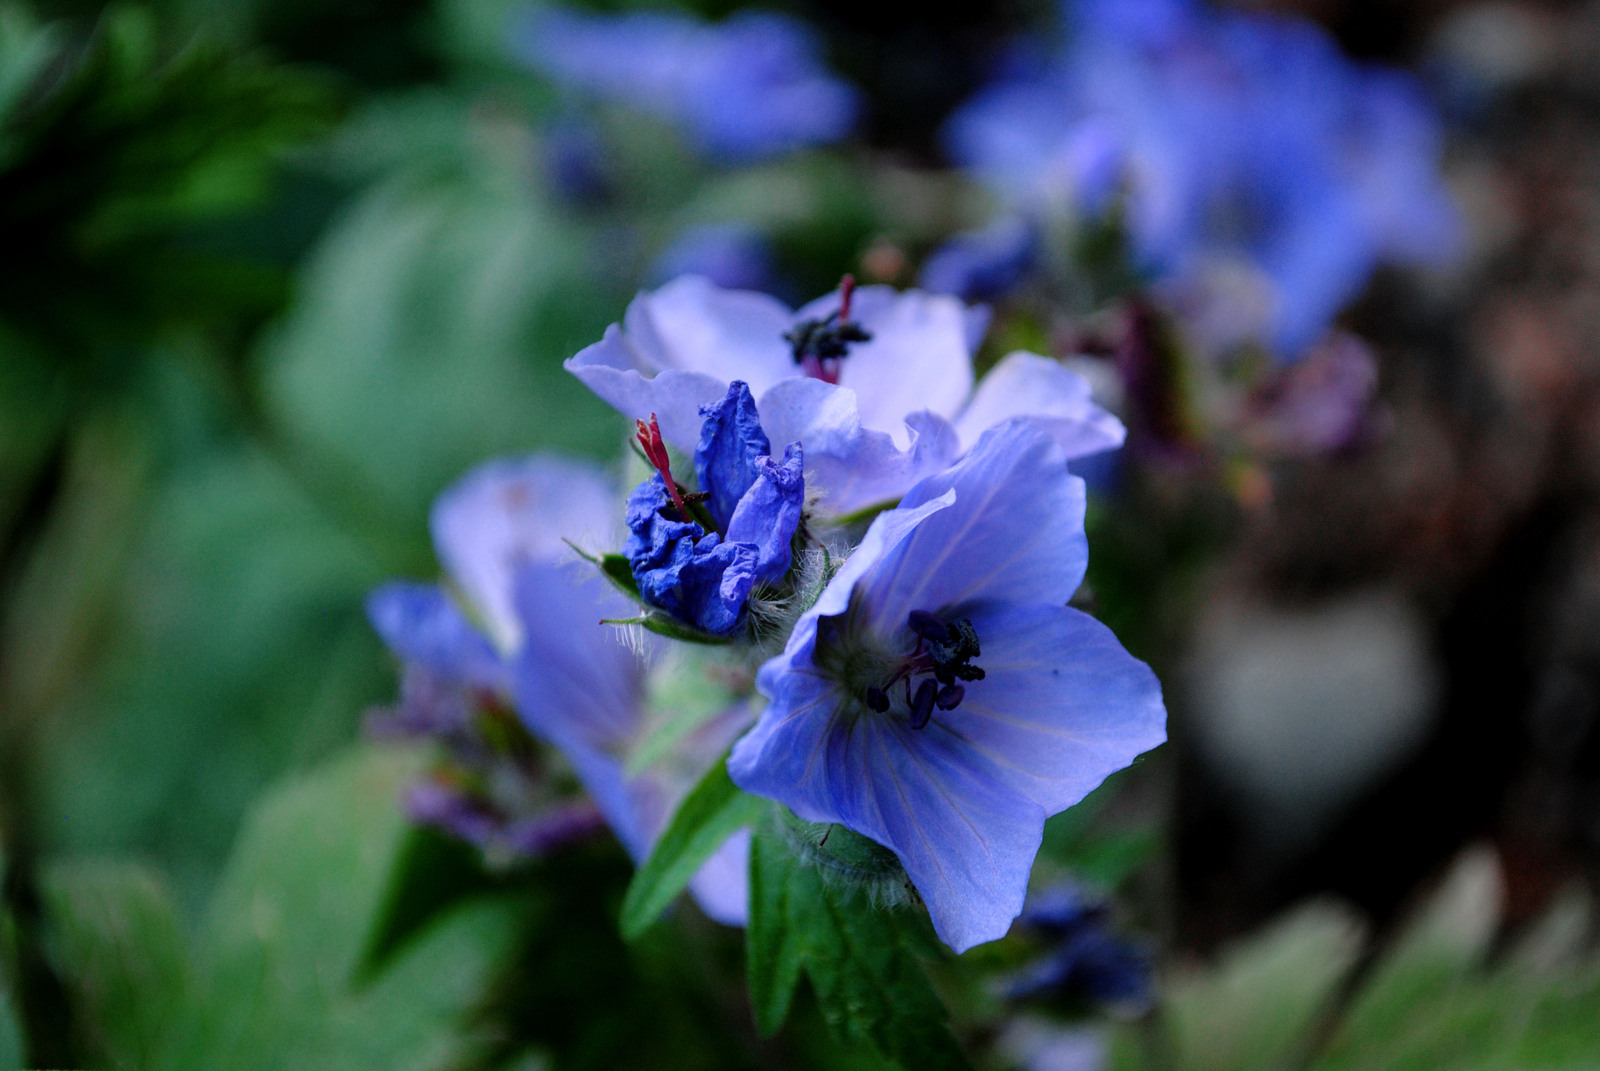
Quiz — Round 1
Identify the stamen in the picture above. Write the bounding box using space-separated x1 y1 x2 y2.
635 414 691 520
935 683 964 710
864 686 890 713
785 273 874 384
909 679 937 730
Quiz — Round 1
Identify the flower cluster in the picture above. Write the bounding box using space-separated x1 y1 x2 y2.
512 5 858 163
371 274 1166 952
942 0 1460 361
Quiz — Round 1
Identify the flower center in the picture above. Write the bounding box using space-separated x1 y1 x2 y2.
785 273 873 385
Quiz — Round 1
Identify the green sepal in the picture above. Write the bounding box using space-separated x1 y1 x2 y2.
747 826 972 1070
620 755 768 939
601 612 733 646
564 540 645 603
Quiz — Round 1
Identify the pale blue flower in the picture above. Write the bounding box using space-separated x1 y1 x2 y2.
513 6 857 162
728 422 1166 951
567 276 1124 515
369 455 749 922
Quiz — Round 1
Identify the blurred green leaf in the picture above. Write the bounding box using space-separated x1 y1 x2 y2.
174 745 515 1070
38 860 189 1070
36 443 389 904
260 105 624 532
0 980 20 1071
747 828 971 1069
1160 902 1366 1071
620 755 763 940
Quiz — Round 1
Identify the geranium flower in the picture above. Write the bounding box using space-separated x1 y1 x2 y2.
727 422 1165 951
567 275 1125 515
368 455 749 923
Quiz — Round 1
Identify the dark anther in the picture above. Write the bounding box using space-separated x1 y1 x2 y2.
909 679 938 730
935 683 965 710
907 609 950 643
929 617 985 685
864 686 890 713
683 490 712 503
784 275 872 384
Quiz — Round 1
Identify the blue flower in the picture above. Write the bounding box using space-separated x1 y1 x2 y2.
567 276 1124 515
944 0 1461 360
512 6 858 163
624 383 804 635
368 455 751 922
1004 883 1153 1009
728 422 1166 951
650 223 777 294
919 215 1039 302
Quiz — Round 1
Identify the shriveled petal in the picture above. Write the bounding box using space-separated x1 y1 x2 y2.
694 381 771 527
758 378 962 516
862 421 1087 632
939 603 1166 813
795 286 975 441
565 325 731 450
431 455 617 653
624 275 796 394
724 442 805 584
954 352 1127 459
366 582 505 691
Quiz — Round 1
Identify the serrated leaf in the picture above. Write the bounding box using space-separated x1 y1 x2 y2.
747 831 808 1036
620 755 765 939
746 829 971 1070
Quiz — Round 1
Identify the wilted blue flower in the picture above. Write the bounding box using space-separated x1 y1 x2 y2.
1005 883 1153 1009
728 422 1166 951
513 6 858 163
919 215 1039 302
369 455 749 922
945 0 1461 359
650 223 777 294
624 384 803 636
568 275 1124 515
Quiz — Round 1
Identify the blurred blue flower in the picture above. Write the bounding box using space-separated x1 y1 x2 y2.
513 6 858 163
567 276 1124 515
650 223 777 294
1005 883 1153 1009
919 215 1038 302
945 0 1461 359
624 383 803 636
368 455 750 922
728 422 1166 951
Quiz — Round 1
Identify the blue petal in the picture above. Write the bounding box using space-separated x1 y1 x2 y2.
861 421 1088 633
937 603 1166 814
694 380 771 528
724 442 804 585
366 582 505 691
430 454 617 651
510 561 653 857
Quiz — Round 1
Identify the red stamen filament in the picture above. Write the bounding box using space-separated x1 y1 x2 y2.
838 273 856 322
635 415 691 520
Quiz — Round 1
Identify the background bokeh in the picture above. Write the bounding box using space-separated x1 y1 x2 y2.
3 0 1600 1068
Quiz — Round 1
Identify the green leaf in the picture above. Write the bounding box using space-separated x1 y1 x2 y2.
600 613 733 646
0 979 21 1071
747 831 808 1037
39 860 190 1070
619 756 766 940
746 828 971 1070
1161 901 1366 1071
